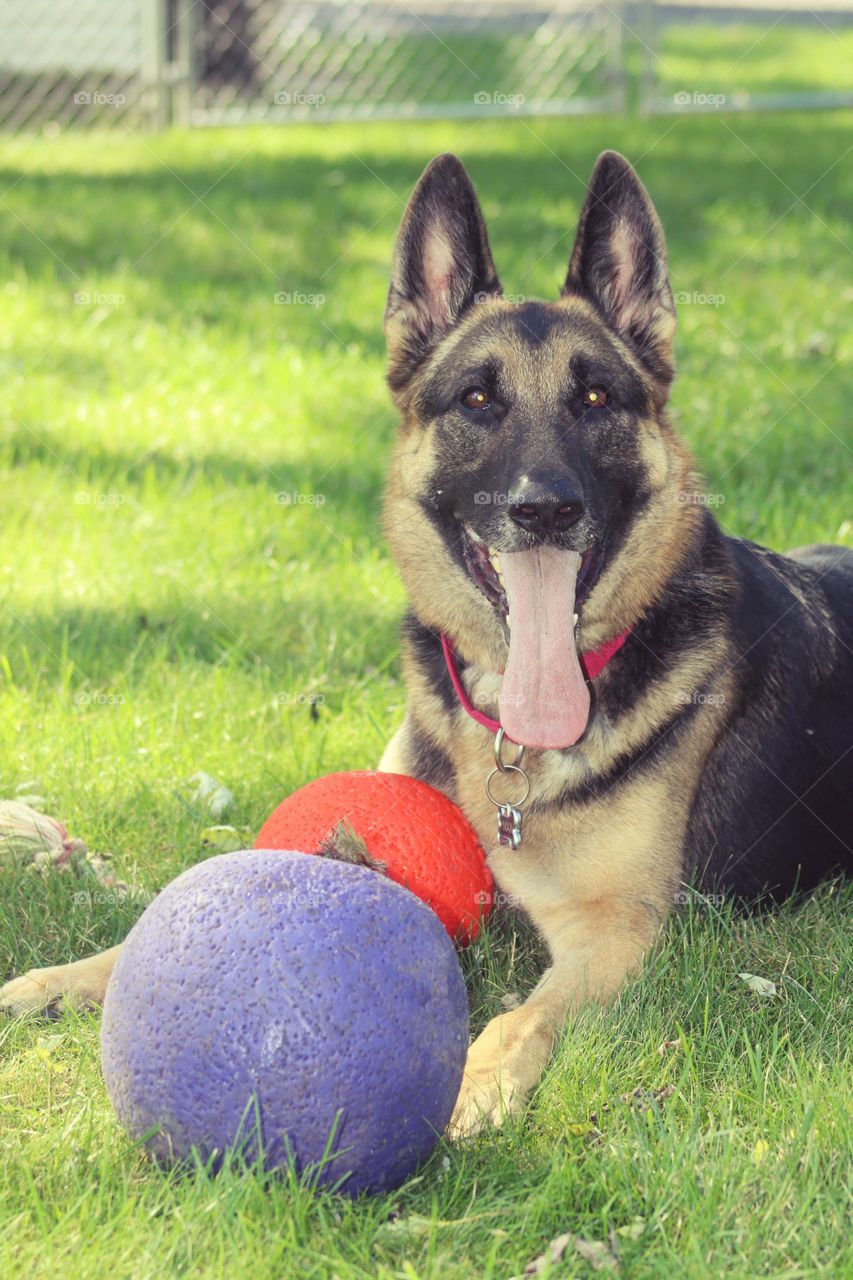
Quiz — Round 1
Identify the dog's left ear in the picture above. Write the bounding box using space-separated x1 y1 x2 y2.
385 154 501 396
563 151 675 385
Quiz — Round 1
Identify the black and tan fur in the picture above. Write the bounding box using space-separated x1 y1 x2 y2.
3 152 851 1140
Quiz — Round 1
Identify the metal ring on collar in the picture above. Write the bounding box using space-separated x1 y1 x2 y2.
494 727 526 772
485 764 530 809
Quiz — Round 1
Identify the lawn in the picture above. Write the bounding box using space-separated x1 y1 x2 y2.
0 108 851 1279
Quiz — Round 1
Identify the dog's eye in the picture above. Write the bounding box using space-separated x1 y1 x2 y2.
461 387 491 412
583 387 608 409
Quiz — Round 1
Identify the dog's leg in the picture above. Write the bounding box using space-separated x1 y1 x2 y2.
446 754 698 1138
0 944 122 1015
449 895 665 1137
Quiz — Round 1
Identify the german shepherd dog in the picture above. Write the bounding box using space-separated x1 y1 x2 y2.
3 153 852 1138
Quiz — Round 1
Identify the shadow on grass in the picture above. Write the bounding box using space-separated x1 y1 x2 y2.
0 427 394 505
0 113 850 339
0 593 400 688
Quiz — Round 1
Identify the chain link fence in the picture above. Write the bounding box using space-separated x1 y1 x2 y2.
0 0 851 130
0 0 626 129
192 1 626 123
0 0 162 129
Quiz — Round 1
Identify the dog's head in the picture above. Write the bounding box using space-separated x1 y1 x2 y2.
383 151 698 750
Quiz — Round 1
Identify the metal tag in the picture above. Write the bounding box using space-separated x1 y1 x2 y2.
497 802 523 849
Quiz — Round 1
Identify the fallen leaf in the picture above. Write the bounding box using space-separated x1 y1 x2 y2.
199 825 244 853
657 1038 680 1056
514 1231 574 1278
738 972 778 997
752 1138 770 1164
615 1218 646 1241
189 772 234 819
573 1234 620 1271
378 1209 507 1242
35 1033 67 1055
511 1229 624 1278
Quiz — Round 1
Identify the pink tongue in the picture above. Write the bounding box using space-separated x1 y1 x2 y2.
498 547 590 750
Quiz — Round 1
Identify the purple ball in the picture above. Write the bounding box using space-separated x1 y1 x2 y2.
101 849 469 1194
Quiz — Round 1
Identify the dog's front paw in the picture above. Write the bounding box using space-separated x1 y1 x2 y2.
448 1065 523 1139
0 967 68 1016
447 1005 552 1138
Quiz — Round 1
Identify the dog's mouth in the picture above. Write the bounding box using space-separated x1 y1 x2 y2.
459 522 606 751
461 524 605 620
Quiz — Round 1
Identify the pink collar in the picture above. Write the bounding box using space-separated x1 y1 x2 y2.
440 627 632 736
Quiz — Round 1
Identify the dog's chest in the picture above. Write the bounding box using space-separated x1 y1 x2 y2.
450 726 603 890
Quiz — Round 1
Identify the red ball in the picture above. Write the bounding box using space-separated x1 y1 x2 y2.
255 771 492 941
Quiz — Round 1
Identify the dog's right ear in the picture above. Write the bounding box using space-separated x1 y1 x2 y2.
385 154 501 396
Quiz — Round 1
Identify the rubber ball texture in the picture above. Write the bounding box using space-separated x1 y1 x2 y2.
101 849 469 1194
254 771 492 941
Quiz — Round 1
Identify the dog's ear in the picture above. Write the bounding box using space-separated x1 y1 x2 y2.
563 151 675 385
385 154 501 395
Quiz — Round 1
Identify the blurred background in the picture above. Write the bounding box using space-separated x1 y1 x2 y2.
0 0 852 131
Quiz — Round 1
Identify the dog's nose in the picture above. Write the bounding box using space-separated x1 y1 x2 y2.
507 476 585 535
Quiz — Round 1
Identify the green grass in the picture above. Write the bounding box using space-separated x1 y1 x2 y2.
0 108 851 1278
656 22 853 102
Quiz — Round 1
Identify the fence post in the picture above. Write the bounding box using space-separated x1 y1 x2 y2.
168 0 197 127
140 0 195 128
637 0 658 116
607 1 628 113
140 0 167 128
